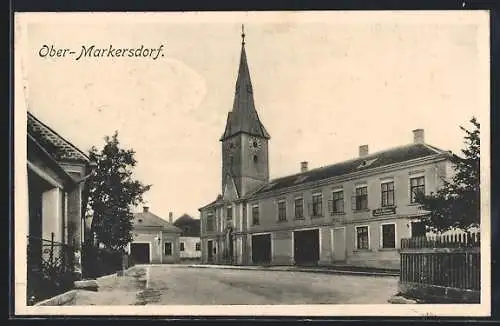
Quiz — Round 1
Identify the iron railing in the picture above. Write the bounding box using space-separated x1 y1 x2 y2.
27 233 75 305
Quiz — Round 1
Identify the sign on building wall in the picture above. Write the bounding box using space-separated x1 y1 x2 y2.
372 207 396 217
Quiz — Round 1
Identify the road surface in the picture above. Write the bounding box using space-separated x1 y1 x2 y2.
74 265 398 305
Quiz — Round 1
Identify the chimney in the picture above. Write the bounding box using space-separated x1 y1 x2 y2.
300 161 308 173
169 212 173 223
143 206 149 213
359 145 369 157
413 129 425 144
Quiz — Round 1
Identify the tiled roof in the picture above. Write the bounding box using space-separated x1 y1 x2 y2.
27 111 90 163
133 211 182 233
173 214 200 237
251 143 449 196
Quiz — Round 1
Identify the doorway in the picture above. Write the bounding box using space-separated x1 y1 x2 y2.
130 243 150 264
207 240 214 263
251 234 271 265
332 227 346 261
293 229 319 266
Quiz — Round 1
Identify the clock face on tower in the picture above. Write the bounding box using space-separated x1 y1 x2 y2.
249 137 262 151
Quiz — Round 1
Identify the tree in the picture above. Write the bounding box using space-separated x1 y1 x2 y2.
415 117 480 233
83 131 151 251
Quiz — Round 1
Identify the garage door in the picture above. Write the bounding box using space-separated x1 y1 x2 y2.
130 243 150 264
252 234 271 265
294 229 319 266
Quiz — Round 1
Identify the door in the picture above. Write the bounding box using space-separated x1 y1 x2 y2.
207 240 213 263
332 227 346 261
294 229 319 265
130 243 150 264
252 234 271 265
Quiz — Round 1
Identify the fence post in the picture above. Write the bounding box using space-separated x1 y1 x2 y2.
50 232 54 268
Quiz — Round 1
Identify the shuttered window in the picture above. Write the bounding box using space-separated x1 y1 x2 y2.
381 224 396 248
277 201 287 221
356 226 369 250
294 198 304 219
381 182 395 207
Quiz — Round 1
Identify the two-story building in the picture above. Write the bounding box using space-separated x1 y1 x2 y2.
199 30 453 270
174 214 201 261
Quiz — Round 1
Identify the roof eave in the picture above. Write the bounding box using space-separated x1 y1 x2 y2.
250 152 451 200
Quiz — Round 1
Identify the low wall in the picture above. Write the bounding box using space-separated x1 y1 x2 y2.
398 281 480 303
34 290 78 306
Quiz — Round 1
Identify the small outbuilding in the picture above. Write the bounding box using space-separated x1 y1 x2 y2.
128 207 182 264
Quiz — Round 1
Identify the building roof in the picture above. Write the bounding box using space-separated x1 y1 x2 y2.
27 111 90 163
251 143 450 196
133 210 182 233
173 214 200 237
219 37 270 141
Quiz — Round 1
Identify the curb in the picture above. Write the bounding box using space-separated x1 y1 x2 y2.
34 289 78 306
186 264 399 277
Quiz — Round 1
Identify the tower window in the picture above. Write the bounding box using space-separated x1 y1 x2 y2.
253 141 258 147
253 155 258 163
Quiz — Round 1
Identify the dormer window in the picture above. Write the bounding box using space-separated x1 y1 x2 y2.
294 175 309 184
138 219 143 223
357 158 378 169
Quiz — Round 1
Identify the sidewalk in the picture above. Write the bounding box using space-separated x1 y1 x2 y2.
186 264 400 277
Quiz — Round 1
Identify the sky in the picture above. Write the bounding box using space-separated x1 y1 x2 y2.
16 11 490 221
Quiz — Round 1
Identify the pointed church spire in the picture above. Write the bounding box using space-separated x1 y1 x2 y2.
220 26 270 141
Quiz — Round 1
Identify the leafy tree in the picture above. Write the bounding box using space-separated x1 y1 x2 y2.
83 131 151 251
415 117 480 232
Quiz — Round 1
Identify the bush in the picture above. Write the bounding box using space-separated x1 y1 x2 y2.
82 244 127 279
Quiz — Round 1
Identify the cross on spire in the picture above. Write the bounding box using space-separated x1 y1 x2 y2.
241 24 245 45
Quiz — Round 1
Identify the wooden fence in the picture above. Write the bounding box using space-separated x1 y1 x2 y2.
399 231 480 302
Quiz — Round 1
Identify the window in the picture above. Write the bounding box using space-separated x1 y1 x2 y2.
332 190 344 214
411 221 427 238
277 201 287 221
381 224 396 248
356 226 369 250
410 176 425 203
226 206 232 220
206 212 214 232
355 186 368 210
311 193 323 217
164 242 172 256
381 181 395 207
195 242 201 251
294 197 304 219
253 155 258 163
252 205 260 225
180 242 185 251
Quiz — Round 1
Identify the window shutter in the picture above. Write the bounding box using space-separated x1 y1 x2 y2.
328 199 333 216
351 196 357 211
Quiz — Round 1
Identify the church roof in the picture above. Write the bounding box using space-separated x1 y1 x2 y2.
220 32 270 141
27 111 90 163
251 143 451 196
173 214 200 237
133 210 182 233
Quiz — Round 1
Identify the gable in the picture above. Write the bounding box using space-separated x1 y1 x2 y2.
223 174 239 201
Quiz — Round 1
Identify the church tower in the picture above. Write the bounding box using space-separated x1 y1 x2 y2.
220 26 270 198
